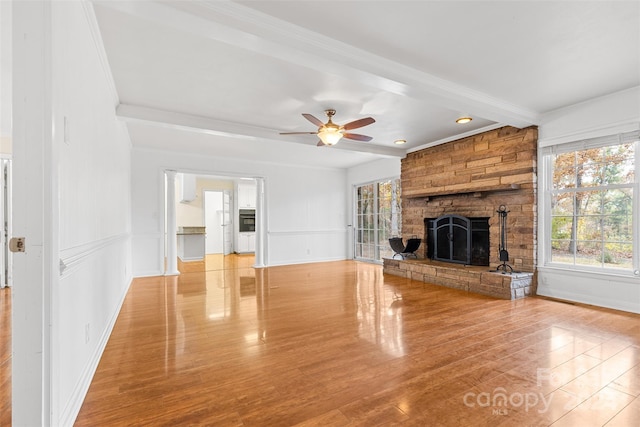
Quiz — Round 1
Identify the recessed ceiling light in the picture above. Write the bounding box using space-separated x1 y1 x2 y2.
456 117 472 124
394 139 407 145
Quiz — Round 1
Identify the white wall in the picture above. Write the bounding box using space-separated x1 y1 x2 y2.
537 87 640 313
347 157 401 186
52 2 132 424
131 148 348 275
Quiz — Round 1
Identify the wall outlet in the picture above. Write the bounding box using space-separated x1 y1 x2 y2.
85 323 90 344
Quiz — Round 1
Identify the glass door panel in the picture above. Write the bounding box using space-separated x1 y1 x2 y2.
355 179 401 262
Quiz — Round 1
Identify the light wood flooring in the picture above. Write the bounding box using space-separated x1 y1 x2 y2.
0 286 10 427
1 255 639 425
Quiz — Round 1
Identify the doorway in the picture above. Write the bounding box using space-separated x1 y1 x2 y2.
165 173 266 273
354 178 402 262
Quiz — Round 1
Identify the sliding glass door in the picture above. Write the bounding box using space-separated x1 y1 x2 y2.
354 179 401 262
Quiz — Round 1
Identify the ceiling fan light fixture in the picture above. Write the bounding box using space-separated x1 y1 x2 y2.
280 109 374 146
456 116 473 124
318 126 344 145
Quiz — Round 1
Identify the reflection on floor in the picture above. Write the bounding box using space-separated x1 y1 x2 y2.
74 257 639 426
177 254 257 320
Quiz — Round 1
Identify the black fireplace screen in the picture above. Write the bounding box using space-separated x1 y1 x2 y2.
425 215 490 266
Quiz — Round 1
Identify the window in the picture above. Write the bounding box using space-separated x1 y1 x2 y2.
542 131 639 273
355 179 401 262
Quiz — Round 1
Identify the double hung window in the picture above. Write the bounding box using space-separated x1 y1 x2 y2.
542 131 639 274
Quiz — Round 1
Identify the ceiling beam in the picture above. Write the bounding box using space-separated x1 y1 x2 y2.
116 104 404 158
96 0 540 129
116 104 279 141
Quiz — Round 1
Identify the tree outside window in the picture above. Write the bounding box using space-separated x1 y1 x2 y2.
550 142 636 270
355 179 401 262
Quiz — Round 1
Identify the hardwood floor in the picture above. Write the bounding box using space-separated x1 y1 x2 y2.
72 257 639 426
0 287 10 426
1 256 639 425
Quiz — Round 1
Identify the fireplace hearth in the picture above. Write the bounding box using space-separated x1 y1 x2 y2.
425 215 490 266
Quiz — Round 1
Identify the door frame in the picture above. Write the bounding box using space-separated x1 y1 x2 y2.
0 156 12 288
11 1 55 424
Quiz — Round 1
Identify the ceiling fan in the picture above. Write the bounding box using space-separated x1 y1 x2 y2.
280 109 375 146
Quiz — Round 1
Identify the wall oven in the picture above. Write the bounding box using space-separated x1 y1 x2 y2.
239 209 256 232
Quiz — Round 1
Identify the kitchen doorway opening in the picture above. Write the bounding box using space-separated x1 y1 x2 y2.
164 172 266 273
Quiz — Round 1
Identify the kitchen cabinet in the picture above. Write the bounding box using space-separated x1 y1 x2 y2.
237 181 256 208
237 232 255 253
180 173 197 203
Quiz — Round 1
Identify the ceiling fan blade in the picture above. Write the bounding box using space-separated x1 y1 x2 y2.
317 140 326 147
280 132 318 135
302 113 324 127
342 117 375 130
343 133 373 142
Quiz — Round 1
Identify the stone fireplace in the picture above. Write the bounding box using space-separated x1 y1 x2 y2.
383 126 538 299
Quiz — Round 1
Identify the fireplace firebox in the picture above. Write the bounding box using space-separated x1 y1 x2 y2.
424 215 490 266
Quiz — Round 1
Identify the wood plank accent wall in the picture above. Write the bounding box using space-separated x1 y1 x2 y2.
401 126 538 272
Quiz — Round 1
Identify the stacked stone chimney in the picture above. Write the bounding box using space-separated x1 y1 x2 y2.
400 126 538 272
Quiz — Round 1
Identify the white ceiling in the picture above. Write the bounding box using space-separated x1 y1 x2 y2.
93 0 640 169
